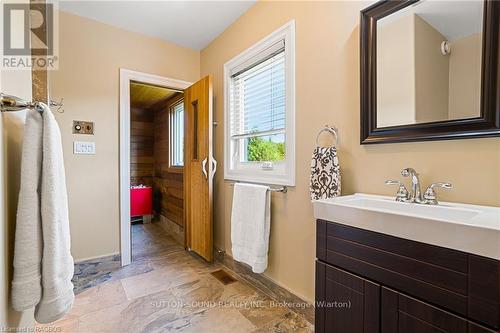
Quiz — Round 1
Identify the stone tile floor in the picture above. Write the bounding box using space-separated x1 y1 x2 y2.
37 223 313 332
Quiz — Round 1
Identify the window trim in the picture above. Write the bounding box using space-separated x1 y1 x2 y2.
223 20 295 186
168 96 185 173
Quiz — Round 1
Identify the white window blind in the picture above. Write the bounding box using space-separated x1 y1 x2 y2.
170 101 184 167
229 40 286 140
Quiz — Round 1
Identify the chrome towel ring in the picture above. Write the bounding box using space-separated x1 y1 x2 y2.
315 125 339 147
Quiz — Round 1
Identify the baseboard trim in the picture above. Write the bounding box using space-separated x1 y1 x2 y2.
215 248 314 324
157 215 185 246
74 252 120 264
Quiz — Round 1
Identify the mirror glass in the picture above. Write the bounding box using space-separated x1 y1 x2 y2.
376 1 484 128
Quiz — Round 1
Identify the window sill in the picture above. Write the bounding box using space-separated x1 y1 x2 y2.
167 166 184 174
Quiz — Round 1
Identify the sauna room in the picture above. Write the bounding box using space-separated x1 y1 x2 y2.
129 81 185 260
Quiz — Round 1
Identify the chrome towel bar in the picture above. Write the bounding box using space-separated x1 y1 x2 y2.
229 182 287 193
1 93 64 113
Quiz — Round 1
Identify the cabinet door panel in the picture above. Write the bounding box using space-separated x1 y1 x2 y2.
399 312 448 333
315 261 326 333
468 321 499 333
381 287 398 333
316 261 380 333
382 287 467 333
325 281 364 332
468 255 500 329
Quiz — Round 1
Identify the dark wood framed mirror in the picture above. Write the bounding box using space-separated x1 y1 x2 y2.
360 0 500 144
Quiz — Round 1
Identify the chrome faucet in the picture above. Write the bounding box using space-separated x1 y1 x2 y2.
401 167 423 203
385 168 452 205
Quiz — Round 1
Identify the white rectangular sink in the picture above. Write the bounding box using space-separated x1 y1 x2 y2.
313 193 500 260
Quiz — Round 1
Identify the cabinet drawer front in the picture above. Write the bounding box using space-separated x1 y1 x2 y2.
324 221 467 272
321 221 468 316
327 236 467 294
327 250 468 316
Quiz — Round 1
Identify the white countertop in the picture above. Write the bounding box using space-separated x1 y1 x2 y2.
313 193 500 260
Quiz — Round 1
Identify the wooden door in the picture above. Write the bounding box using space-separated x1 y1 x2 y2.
381 287 467 333
183 76 214 261
316 261 380 333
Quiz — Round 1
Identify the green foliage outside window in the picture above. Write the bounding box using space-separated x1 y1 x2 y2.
247 136 285 162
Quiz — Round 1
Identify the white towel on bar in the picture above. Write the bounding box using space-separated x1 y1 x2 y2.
12 104 74 324
231 183 271 274
12 110 44 311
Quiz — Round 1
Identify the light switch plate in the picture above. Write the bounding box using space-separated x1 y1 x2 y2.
73 121 94 135
74 141 96 155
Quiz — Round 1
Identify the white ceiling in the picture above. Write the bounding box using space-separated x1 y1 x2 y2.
58 1 257 50
413 0 483 41
379 0 483 41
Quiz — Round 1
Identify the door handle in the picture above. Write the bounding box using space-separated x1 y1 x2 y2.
211 157 217 177
202 157 208 179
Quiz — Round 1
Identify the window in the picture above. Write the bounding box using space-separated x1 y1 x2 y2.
224 21 295 186
170 100 184 167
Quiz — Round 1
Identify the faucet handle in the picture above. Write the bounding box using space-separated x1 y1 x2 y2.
423 182 452 205
385 180 409 202
429 182 452 189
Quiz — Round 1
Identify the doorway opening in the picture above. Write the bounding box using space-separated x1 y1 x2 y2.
119 69 214 266
129 81 185 262
119 69 191 266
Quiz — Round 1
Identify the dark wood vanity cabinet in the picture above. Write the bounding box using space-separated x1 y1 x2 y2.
315 220 500 333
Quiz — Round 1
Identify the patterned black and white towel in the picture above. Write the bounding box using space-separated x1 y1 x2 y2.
310 146 341 201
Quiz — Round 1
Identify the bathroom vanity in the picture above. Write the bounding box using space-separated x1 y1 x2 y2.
314 194 500 333
352 0 500 325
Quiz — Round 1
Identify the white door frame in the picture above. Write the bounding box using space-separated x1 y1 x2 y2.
119 68 191 266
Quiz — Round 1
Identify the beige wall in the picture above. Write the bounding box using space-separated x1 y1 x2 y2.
414 15 449 123
200 0 500 302
377 13 451 126
377 14 415 127
449 33 482 119
50 11 200 261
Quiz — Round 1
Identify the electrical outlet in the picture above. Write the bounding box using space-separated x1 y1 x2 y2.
73 121 94 135
74 141 96 155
